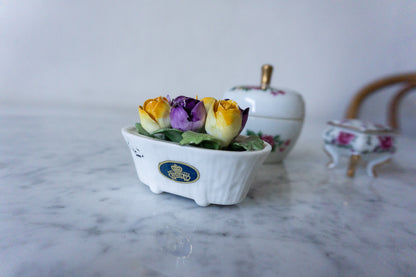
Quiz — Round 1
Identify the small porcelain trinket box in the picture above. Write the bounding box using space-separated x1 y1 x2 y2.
323 119 397 177
224 65 305 163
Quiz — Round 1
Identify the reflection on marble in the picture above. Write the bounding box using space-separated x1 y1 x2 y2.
0 107 415 276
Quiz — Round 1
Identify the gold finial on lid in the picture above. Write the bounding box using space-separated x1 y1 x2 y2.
260 64 273 90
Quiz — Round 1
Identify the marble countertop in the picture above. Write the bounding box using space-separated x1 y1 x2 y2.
1 107 415 277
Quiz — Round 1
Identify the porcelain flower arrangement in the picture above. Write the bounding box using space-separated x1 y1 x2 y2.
136 95 264 151
122 95 271 206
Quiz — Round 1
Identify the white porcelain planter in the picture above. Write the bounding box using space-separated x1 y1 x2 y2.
121 126 271 206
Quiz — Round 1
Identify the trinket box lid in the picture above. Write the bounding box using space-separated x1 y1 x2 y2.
327 119 397 134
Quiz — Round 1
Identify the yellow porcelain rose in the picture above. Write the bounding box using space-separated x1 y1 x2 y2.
202 98 248 147
138 96 171 133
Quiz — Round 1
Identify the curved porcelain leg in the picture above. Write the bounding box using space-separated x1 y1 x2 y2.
366 154 392 177
347 154 361 177
324 144 339 168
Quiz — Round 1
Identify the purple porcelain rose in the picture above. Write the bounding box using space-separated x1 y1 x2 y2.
337 132 355 145
170 96 207 131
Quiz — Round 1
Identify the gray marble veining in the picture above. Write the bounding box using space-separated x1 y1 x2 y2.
1 107 415 276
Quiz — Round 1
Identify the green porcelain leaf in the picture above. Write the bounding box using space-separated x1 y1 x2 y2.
152 128 184 143
135 123 155 138
246 130 257 136
179 131 222 150
230 135 265 151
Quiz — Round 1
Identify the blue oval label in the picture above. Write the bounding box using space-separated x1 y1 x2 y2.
158 161 200 183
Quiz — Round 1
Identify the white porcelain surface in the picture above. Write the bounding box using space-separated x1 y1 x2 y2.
1 107 416 277
224 86 305 119
121 127 271 206
243 116 304 163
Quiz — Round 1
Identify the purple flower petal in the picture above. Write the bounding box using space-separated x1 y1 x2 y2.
190 101 207 130
191 101 205 120
239 107 249 134
171 96 187 106
170 106 193 131
184 98 199 111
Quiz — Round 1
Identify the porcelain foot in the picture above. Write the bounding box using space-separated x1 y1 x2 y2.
324 145 339 168
366 155 392 177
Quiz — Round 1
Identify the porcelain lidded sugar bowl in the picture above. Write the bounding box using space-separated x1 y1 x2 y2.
224 64 305 163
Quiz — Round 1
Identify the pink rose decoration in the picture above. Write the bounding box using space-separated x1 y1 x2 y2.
337 132 355 145
270 89 285 96
260 135 275 147
378 136 393 149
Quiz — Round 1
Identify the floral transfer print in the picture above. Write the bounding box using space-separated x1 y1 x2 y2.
378 136 393 150
323 127 396 154
372 136 396 153
230 86 285 96
247 130 291 152
337 132 355 145
323 129 356 149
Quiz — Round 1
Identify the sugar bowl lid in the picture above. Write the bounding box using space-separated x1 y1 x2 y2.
224 65 305 120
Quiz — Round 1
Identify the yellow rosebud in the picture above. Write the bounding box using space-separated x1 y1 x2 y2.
204 99 242 147
201 97 216 113
138 96 171 133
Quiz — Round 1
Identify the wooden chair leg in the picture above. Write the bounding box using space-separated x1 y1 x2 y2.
347 154 361 177
388 82 416 130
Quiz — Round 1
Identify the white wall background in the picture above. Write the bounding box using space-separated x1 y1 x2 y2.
1 0 415 131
